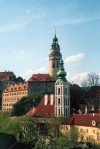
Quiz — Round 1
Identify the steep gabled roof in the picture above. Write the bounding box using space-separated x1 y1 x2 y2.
27 95 55 117
28 74 54 82
63 113 100 126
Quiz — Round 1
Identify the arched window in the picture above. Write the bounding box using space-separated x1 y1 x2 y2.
58 88 60 95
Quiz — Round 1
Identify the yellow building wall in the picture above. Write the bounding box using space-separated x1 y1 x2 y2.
2 89 28 112
60 125 100 144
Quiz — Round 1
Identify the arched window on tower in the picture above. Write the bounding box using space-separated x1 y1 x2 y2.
58 98 60 105
58 88 60 95
66 108 67 117
58 108 60 116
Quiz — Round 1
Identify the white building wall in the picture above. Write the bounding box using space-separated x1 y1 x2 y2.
55 83 70 118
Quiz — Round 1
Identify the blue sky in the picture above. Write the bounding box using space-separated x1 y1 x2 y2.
0 0 100 85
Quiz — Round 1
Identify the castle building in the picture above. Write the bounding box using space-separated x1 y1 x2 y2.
2 83 28 112
27 59 70 119
28 33 62 96
28 74 55 95
48 33 62 80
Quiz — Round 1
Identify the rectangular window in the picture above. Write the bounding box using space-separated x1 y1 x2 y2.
58 88 60 95
86 129 88 133
58 98 60 105
93 130 95 133
65 88 67 95
80 129 82 132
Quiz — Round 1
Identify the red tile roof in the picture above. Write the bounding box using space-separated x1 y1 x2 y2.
3 83 28 92
63 113 100 126
28 74 54 82
26 108 36 116
27 95 55 117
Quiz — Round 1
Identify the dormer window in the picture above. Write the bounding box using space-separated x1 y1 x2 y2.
92 120 96 126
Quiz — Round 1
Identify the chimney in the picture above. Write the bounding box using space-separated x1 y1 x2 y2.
50 94 54 105
93 113 94 117
44 94 48 105
92 105 94 111
85 106 87 114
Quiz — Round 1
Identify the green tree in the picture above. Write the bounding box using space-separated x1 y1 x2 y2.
0 111 10 133
0 112 38 146
70 126 78 142
35 136 47 149
56 133 70 149
11 93 44 116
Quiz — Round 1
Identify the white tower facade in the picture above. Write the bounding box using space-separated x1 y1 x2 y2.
55 59 70 118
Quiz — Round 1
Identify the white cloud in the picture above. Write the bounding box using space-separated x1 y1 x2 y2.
22 66 47 81
56 16 100 26
65 53 85 63
67 72 89 85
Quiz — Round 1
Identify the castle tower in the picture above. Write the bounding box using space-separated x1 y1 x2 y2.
55 59 70 118
48 33 62 80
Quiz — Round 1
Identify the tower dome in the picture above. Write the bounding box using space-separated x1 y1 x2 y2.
56 59 67 83
53 33 58 43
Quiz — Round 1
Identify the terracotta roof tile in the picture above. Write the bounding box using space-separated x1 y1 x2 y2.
63 113 100 126
3 83 28 92
28 74 54 82
27 95 55 117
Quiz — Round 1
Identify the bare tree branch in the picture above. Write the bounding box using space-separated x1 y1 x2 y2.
81 72 100 87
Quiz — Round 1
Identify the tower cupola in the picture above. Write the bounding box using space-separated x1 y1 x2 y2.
53 33 58 43
51 33 59 49
56 59 67 84
48 33 62 80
